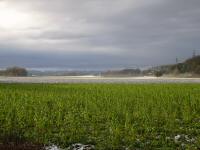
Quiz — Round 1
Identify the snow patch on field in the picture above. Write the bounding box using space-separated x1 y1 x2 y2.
45 143 95 150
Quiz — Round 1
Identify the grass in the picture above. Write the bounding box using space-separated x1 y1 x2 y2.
0 83 200 149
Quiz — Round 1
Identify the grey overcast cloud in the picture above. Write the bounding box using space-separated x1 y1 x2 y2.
0 0 200 70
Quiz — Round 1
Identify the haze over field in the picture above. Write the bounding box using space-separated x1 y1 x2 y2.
0 0 200 70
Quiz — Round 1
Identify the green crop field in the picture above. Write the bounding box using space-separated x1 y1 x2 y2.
0 83 200 149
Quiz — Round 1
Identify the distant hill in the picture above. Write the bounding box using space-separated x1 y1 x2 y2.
184 55 200 73
101 56 200 77
102 68 141 77
150 55 200 77
1 56 199 77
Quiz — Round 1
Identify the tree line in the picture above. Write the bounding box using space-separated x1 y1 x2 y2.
0 67 28 77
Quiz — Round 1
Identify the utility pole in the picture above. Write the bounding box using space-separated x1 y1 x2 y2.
193 50 196 58
176 57 178 64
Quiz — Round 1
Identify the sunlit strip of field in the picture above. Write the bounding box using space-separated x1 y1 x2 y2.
0 83 200 149
1 76 200 83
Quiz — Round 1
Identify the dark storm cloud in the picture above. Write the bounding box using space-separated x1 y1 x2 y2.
0 0 200 69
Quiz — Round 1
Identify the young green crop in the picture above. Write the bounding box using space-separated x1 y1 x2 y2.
0 83 200 149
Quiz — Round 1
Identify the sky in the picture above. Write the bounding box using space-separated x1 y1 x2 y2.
0 0 200 70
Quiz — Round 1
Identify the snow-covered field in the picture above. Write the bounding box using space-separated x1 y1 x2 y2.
0 76 200 83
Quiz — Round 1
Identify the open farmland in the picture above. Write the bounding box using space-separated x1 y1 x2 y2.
1 76 200 83
0 83 200 149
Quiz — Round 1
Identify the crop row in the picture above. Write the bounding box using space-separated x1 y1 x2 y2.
0 84 200 149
